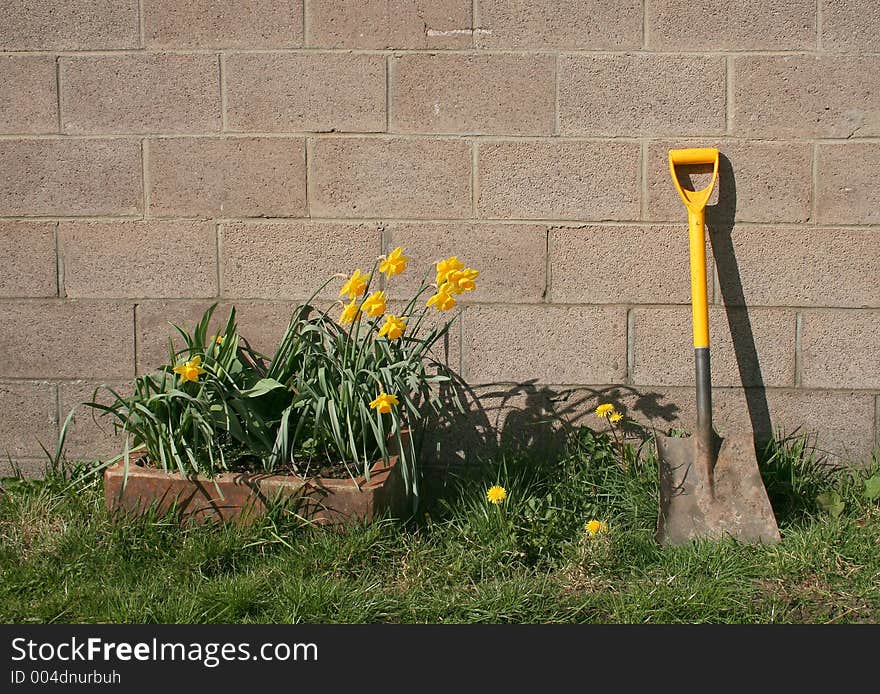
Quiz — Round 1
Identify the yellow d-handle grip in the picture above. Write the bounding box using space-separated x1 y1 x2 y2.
688 208 710 349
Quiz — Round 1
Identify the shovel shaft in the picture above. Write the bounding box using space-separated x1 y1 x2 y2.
688 208 714 440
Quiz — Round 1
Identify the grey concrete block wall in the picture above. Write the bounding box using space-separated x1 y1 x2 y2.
1 0 878 474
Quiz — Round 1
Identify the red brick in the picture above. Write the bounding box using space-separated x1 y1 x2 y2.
0 301 134 379
0 56 58 134
310 138 471 219
148 137 306 218
0 222 57 298
61 54 221 134
0 139 142 216
224 53 385 133
59 221 217 298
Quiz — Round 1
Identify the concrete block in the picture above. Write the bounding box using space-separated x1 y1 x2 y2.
801 310 880 389
0 222 57 298
0 56 58 134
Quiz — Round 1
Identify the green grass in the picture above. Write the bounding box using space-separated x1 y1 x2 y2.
2 427 879 624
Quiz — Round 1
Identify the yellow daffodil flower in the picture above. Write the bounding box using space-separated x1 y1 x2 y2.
426 284 456 311
173 356 206 383
377 314 406 340
379 246 408 278
339 299 361 325
435 256 464 285
446 267 480 294
210 334 224 345
369 392 399 414
595 403 615 418
585 520 608 537
361 290 387 318
487 485 507 505
339 269 370 300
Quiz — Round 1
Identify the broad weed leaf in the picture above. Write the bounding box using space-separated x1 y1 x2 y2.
863 474 880 502
816 492 845 518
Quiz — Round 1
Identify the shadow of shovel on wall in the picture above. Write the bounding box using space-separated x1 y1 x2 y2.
655 148 781 546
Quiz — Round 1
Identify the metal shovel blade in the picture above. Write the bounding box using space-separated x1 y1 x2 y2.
656 431 781 546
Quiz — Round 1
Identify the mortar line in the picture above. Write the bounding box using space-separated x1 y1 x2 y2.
874 395 879 453
543 227 551 302
54 57 62 133
712 262 721 306
471 142 479 219
553 52 560 136
810 142 819 223
141 139 150 219
626 308 635 384
639 140 649 220
218 53 227 132
726 56 734 134
642 0 649 50
137 0 145 49
304 138 312 218
132 303 139 378
303 0 310 48
472 0 480 40
54 381 62 441
215 222 223 298
794 312 804 387
53 221 62 298
385 54 392 133
816 0 823 51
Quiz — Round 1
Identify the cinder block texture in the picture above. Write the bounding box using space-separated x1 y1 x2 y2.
0 139 142 216
801 311 880 389
549 225 703 305
224 53 386 133
0 222 57 298
821 2 880 51
463 305 627 384
816 144 880 225
631 307 796 387
0 382 57 458
59 221 217 298
559 55 726 137
384 223 547 303
60 55 221 134
58 380 131 460
646 141 813 224
144 0 303 48
713 226 880 308
734 56 880 138
391 54 555 135
0 56 58 134
221 222 382 299
476 1 642 49
647 0 815 50
307 0 472 49
148 137 306 218
477 141 640 220
0 0 139 50
0 301 134 379
310 138 471 219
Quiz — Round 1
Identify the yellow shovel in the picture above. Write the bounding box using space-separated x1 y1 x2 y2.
655 147 780 546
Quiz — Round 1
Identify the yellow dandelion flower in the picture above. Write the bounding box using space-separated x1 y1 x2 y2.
426 284 457 311
339 299 361 325
378 246 408 278
585 520 608 537
339 269 370 300
595 403 615 418
487 485 507 505
172 355 206 383
361 290 387 318
210 334 224 345
610 411 624 424
369 392 399 414
435 256 464 285
377 314 406 340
